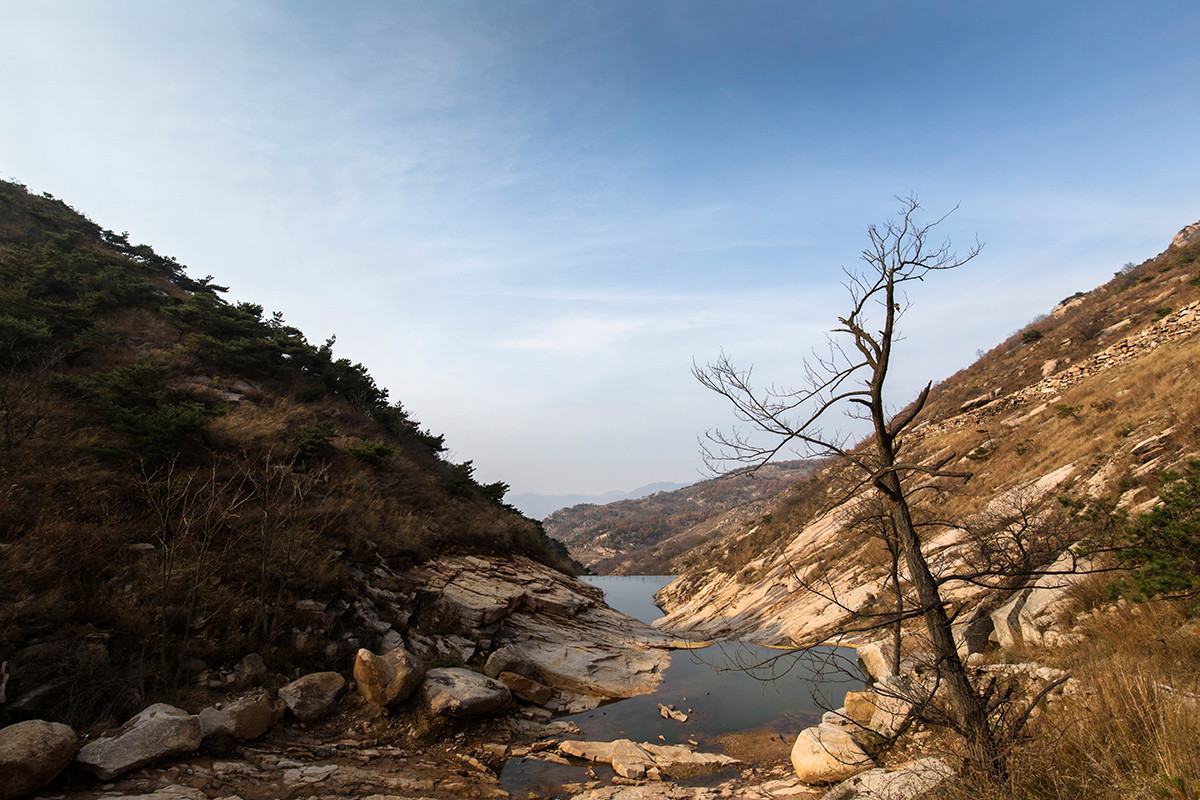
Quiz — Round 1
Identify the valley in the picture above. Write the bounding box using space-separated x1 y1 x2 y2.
2 182 1200 800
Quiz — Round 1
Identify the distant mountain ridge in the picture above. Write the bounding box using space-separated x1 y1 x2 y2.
509 481 692 519
543 460 823 573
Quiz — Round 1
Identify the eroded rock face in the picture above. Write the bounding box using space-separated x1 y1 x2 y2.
990 550 1094 648
76 703 201 780
407 555 672 712
420 668 512 718
353 646 424 708
278 672 345 722
0 719 77 800
790 724 873 785
1172 220 1200 250
198 689 284 742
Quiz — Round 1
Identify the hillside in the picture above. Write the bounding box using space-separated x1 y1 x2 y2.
509 480 691 520
0 181 576 730
656 218 1200 644
544 460 821 574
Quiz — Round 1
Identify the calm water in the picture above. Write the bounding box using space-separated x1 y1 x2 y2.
500 575 863 795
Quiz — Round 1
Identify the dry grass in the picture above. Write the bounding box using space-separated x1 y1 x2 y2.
936 599 1200 800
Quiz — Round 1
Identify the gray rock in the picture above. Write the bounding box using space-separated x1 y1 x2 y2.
0 720 77 800
990 551 1093 648
790 723 873 784
198 689 285 741
353 647 424 708
235 653 268 681
379 628 405 652
278 671 345 721
420 668 512 718
76 703 201 779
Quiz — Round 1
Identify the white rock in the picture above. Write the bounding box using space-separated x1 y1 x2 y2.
855 642 897 682
823 756 955 800
790 724 872 784
559 738 739 781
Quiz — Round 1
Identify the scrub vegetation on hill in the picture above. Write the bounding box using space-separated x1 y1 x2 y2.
0 180 573 730
545 459 822 574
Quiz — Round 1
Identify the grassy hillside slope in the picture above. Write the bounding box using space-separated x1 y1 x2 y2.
662 224 1200 613
0 181 572 729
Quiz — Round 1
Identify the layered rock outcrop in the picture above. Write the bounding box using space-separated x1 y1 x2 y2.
400 555 673 712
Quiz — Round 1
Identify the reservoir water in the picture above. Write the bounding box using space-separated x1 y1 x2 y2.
500 575 864 796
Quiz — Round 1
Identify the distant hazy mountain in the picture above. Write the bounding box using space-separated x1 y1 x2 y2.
510 481 691 519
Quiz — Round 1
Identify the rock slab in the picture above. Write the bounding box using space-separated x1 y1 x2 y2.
0 719 77 800
559 738 740 781
421 668 512 718
354 646 424 708
76 703 201 780
279 671 346 721
823 757 955 800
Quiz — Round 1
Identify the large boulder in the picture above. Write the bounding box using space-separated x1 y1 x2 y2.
353 647 424 708
843 691 879 727
420 668 512 718
791 724 873 785
278 671 345 721
198 689 285 741
0 720 77 800
76 703 201 780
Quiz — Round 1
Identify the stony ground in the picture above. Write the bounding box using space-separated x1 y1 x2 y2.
30 696 820 800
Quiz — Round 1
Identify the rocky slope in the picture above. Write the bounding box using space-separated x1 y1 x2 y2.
545 461 821 574
654 220 1200 647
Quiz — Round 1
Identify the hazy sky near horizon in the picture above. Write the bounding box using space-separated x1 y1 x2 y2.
4 1 1199 496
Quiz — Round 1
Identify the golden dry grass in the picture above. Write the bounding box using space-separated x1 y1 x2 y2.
934 599 1200 800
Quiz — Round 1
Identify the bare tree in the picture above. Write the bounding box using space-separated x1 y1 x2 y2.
695 197 1019 776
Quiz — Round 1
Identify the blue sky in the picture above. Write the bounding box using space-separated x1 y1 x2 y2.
3 1 1199 496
